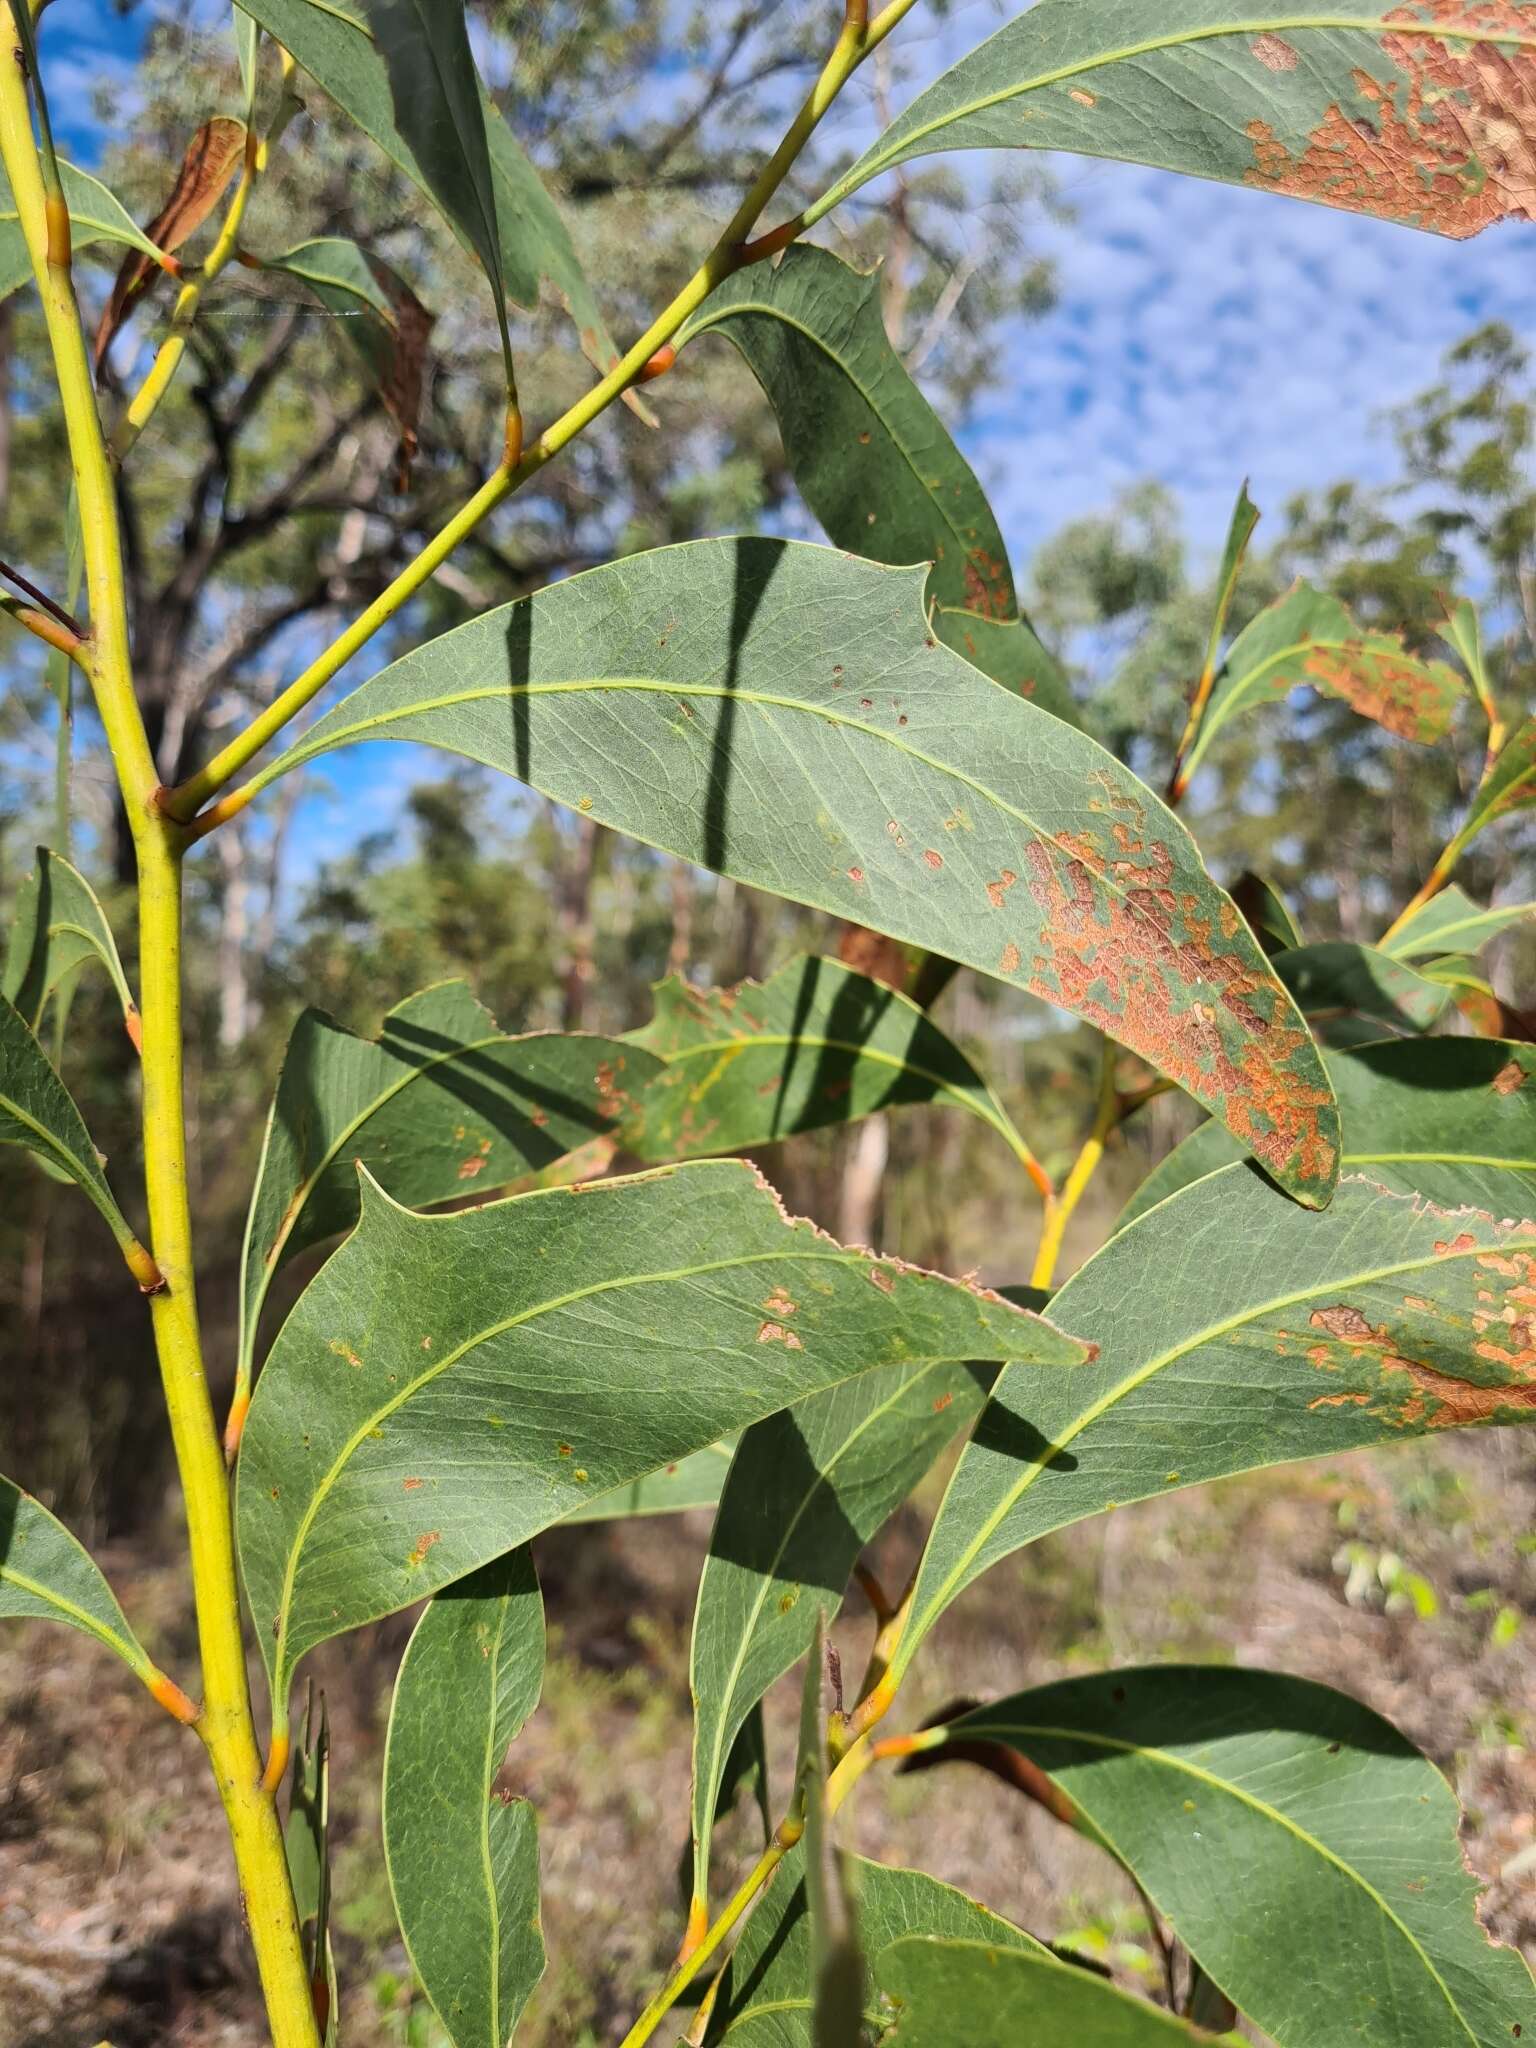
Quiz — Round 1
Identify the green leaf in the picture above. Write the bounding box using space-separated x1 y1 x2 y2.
234 6 261 110
1274 942 1452 1035
261 238 434 456
677 246 1075 725
890 1161 1536 1687
283 1688 339 2046
1203 481 1260 688
689 1362 994 1905
0 1475 165 1688
925 1666 1536 2047
810 4 1536 241
3 847 139 1045
875 1936 1208 2045
383 1548 545 2048
1119 1037 1536 1229
1451 717 1536 854
709 1855 1048 2044
237 0 622 377
1182 580 1464 786
235 1157 1083 1724
624 954 1036 1173
560 1437 736 1525
795 1613 864 2048
1229 870 1303 957
364 0 512 381
929 609 1079 726
236 981 661 1391
0 156 164 303
251 538 1342 1208
1381 885 1536 961
0 989 153 1276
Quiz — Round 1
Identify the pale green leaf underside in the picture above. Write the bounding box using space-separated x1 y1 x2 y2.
813 4 1536 242
238 979 659 1379
384 1549 545 2048
624 954 1031 1170
252 538 1340 1206
898 1161 1536 1684
689 1360 992 1901
560 1438 735 1524
1381 885 1536 961
0 990 141 1256
0 1476 157 1684
1119 1037 1536 1228
940 1666 1536 2046
235 1157 1083 1715
876 1936 1200 2045
3 847 138 1038
0 156 162 302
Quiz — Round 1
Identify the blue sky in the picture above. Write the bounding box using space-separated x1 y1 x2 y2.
26 1 1536 880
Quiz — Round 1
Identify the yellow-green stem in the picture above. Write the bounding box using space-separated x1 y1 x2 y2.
0 18 318 2042
1030 1041 1119 1290
1380 832 1466 946
169 0 924 829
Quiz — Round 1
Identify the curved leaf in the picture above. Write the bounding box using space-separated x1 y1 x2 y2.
95 118 248 367
892 1161 1536 1686
1181 579 1465 784
0 156 164 303
876 1936 1200 2046
1382 884 1536 961
238 0 622 377
1120 1037 1536 1228
235 1157 1083 1725
925 1666 1536 2046
811 4 1536 242
236 981 661 1386
677 245 1075 725
689 1362 993 1904
383 1549 545 2048
1452 716 1536 853
251 538 1341 1208
0 990 152 1273
0 1476 176 1702
1230 869 1303 956
1275 941 1452 1034
624 954 1034 1170
710 1855 1047 2044
3 847 138 1045
263 239 434 459
561 1437 735 1525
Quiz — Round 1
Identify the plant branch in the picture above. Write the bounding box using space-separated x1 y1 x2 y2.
166 0 921 830
0 588 83 658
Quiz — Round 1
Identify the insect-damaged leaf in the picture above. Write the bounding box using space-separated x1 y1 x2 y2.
920 1667 1536 2048
1274 942 1454 1035
890 1161 1536 1688
251 538 1342 1209
236 0 626 384
383 1549 545 2048
0 990 154 1279
236 980 660 1396
688 1362 993 1909
677 246 1077 725
875 1937 1202 2047
623 954 1034 1171
94 118 248 367
810 2 1536 243
0 1475 169 1692
1181 580 1465 786
1119 1036 1536 1228
235 1158 1083 1725
0 156 164 305
3 847 139 1048
1381 884 1536 961
262 240 434 466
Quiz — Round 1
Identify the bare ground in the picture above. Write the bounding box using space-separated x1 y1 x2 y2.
1 1430 1531 2047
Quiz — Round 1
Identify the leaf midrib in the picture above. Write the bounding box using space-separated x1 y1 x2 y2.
905 1224 1514 1674
1197 630 1451 773
262 673 1322 1153
949 1717 1477 2042
692 1360 950 1881
825 15 1536 207
271 1246 880 1689
685 293 1011 613
1389 903 1536 956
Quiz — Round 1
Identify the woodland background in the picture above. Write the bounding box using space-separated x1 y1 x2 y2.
0 2 1533 2041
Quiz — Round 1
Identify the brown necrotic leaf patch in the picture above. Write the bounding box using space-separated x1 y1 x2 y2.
1302 638 1460 740
95 117 249 367
1244 3 1536 240
1252 33 1299 70
1017 814 1337 1192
